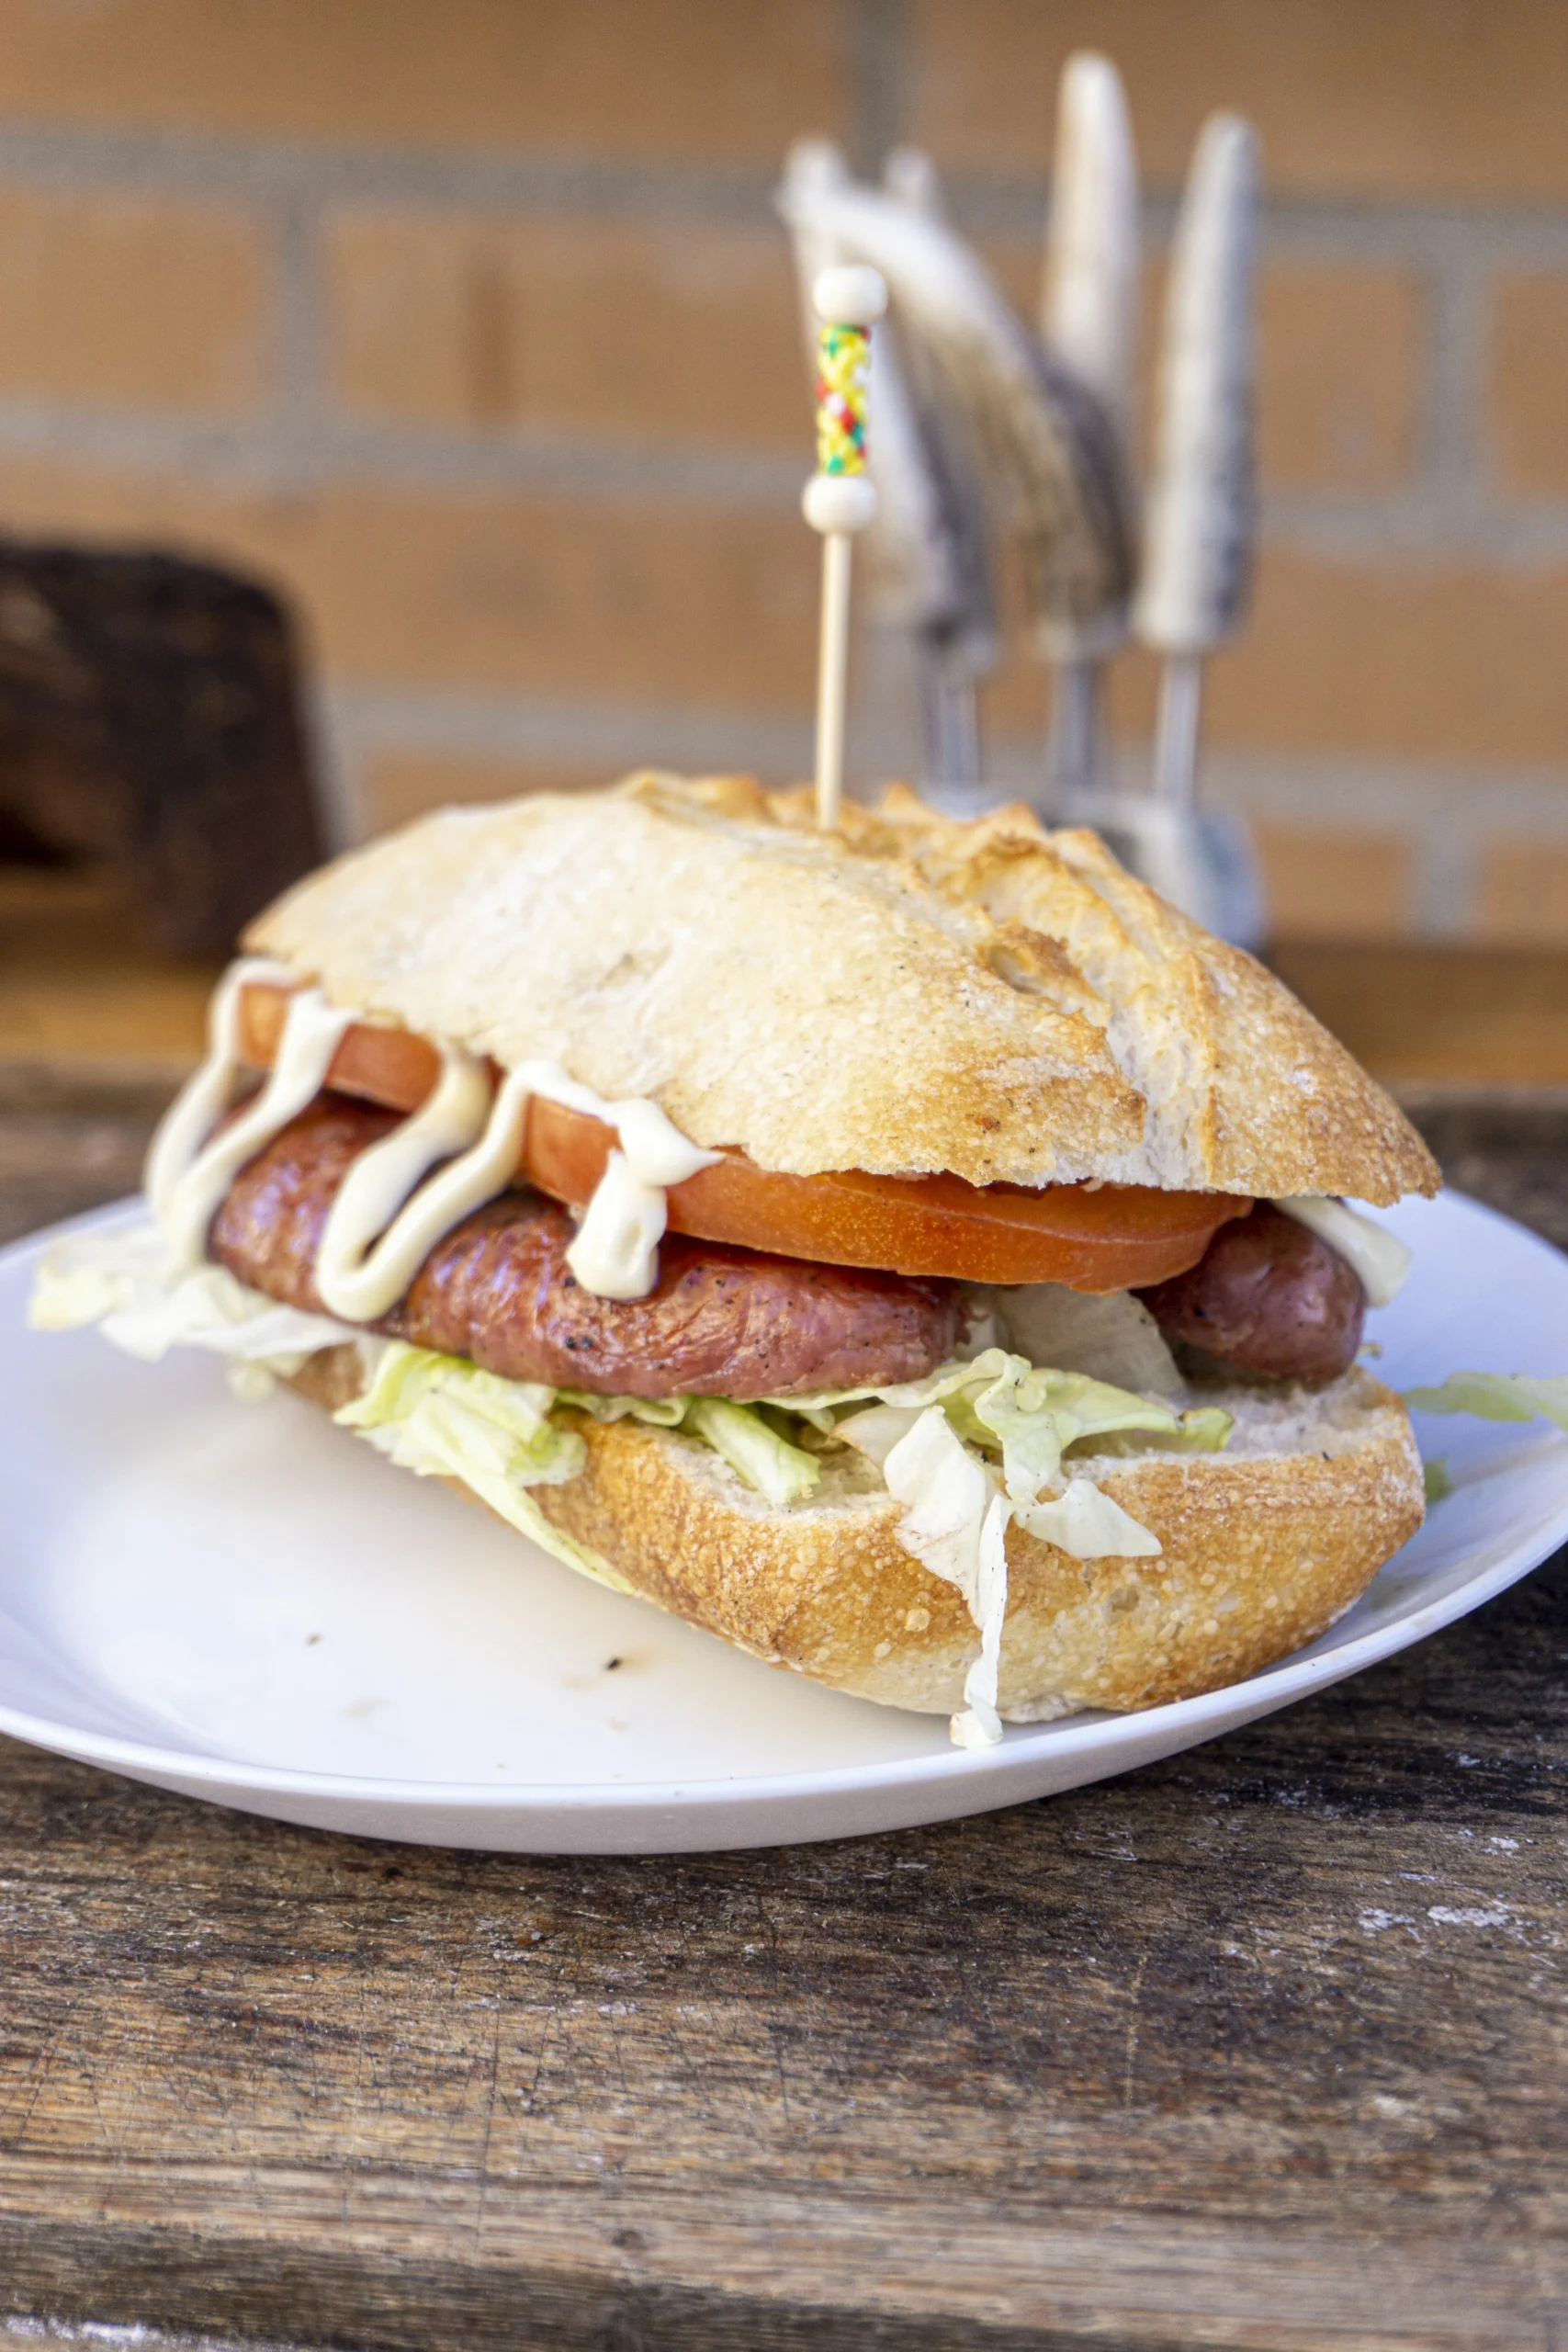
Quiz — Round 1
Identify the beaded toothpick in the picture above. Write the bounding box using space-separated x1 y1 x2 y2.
802 265 886 830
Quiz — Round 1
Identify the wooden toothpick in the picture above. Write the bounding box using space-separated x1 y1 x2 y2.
803 265 886 830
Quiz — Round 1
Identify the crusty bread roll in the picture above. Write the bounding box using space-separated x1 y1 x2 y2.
287 1350 1423 1722
231 772 1438 1729
249 771 1438 1205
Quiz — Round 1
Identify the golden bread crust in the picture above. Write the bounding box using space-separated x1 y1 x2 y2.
284 1352 1425 1722
248 772 1437 1204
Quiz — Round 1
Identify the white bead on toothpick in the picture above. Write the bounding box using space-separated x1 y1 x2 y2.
804 264 886 831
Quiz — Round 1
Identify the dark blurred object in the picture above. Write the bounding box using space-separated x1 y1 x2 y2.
0 544 323 956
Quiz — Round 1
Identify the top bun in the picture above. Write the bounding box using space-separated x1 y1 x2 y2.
247 772 1438 1204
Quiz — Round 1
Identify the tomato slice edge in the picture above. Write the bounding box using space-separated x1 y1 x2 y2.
237 981 1248 1289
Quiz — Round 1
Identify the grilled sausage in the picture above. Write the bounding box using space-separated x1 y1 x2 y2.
1135 1201 1366 1385
208 1093 964 1399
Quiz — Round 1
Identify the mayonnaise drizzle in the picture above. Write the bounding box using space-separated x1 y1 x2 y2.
146 960 722 1317
147 963 356 1272
313 1057 720 1317
1275 1194 1412 1308
313 1040 493 1319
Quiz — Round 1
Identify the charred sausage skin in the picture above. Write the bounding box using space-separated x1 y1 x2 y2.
1135 1201 1366 1385
209 1096 1365 1396
208 1093 964 1399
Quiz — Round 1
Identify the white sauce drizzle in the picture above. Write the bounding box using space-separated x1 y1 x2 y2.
312 1057 719 1317
570 1149 674 1301
313 1040 493 1319
147 964 356 1272
1276 1194 1412 1308
145 960 722 1317
144 956 292 1229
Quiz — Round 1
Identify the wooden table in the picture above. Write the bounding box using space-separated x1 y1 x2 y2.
0 1069 1564 2352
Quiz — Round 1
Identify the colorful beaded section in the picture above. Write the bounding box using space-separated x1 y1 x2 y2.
815 322 871 476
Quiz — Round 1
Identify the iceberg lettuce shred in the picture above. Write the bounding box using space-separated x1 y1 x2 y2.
681 1397 820 1510
818 1351 1224 1747
1405 1370 1568 1432
29 1217 351 1374
1423 1457 1453 1506
333 1340 643 1596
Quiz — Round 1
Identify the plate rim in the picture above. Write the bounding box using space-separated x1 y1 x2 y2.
1 1192 1565 1819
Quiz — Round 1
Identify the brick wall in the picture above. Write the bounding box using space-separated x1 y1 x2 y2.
0 0 1565 941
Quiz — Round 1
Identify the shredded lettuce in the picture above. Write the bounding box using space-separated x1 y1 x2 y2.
976 1281 1182 1397
338 1342 583 1483
681 1396 820 1510
341 1353 821 1512
555 1388 686 1428
1020 1479 1164 1560
879 1407 1011 1745
333 1339 640 1596
1405 1374 1568 1520
29 1216 353 1373
1405 1371 1568 1432
827 1351 1215 1748
1423 1457 1453 1506
813 1348 1224 1524
1068 1405 1233 1461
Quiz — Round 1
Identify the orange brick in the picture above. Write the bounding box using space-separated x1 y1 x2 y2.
1107 548 1568 768
0 185 267 413
327 211 806 447
14 451 1568 769
1257 266 1422 492
912 0 1568 201
361 749 617 837
991 242 1424 492
1253 821 1412 941
0 0 845 160
1488 276 1568 495
0 454 818 708
1473 838 1568 944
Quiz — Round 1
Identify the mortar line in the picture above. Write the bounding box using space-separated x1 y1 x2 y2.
1417 243 1493 503
0 399 807 508
267 184 330 440
0 118 783 220
2 115 1568 259
7 388 1568 559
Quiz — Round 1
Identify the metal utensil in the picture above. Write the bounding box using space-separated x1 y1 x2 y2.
1040 51 1141 800
1116 110 1264 946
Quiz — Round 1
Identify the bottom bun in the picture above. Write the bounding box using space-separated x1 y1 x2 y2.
285 1354 1423 1723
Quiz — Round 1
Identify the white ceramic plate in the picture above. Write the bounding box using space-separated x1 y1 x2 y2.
0 1191 1563 1853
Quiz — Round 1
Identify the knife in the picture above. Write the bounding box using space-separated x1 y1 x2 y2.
1040 51 1141 802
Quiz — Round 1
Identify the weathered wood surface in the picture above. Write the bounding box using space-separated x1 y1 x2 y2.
0 1073 1563 2352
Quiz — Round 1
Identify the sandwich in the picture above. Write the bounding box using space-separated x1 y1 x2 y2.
34 771 1445 1747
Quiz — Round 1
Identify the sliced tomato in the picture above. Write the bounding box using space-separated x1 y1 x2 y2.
238 981 1248 1291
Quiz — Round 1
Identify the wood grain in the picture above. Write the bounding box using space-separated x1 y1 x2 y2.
0 1072 1563 2351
